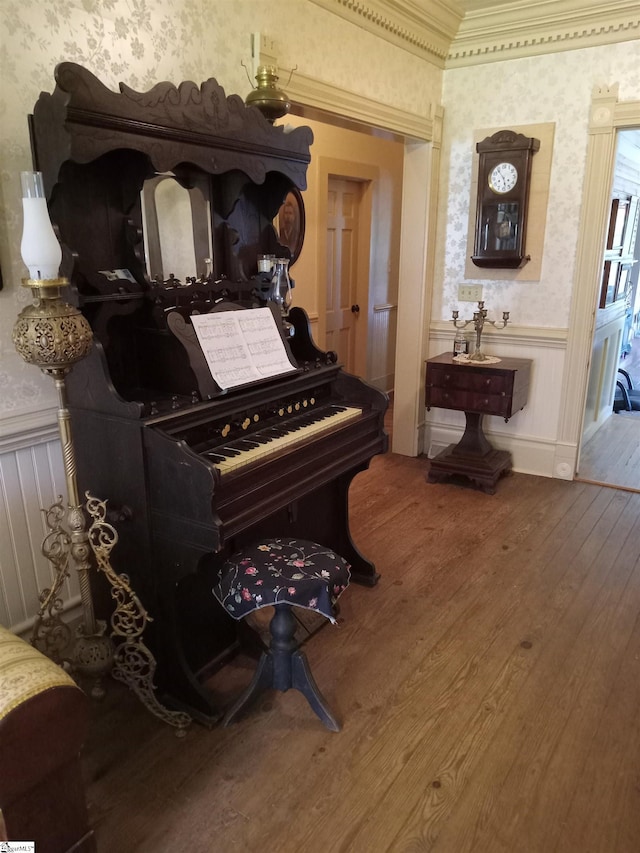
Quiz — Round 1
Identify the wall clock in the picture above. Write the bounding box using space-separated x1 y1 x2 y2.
471 130 540 269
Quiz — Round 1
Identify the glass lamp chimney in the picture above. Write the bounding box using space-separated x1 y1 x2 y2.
20 171 62 280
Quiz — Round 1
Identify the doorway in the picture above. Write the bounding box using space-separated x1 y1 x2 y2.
576 127 640 491
285 76 438 456
315 155 384 385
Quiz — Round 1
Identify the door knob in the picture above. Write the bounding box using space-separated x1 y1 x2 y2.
351 304 360 314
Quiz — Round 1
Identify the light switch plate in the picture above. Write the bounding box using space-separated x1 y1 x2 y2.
458 284 483 302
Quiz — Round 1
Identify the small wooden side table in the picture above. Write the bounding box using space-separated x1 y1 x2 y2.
424 352 532 493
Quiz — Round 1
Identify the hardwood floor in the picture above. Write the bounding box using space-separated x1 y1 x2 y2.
577 343 640 491
81 450 640 852
578 411 640 491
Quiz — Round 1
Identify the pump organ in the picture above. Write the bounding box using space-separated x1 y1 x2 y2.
28 63 388 722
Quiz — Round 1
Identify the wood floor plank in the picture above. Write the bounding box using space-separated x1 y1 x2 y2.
95 476 592 848
229 481 618 849
299 490 632 852
550 608 640 853
421 492 640 853
514 499 640 852
79 451 640 853
579 412 640 490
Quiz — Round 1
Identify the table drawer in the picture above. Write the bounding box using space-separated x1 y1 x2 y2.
428 386 511 416
427 365 511 394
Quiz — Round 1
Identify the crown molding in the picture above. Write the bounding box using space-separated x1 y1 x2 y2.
308 0 639 69
448 0 640 67
308 0 463 67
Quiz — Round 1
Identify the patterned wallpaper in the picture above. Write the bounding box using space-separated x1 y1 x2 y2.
1 1 639 417
0 0 441 419
436 41 640 328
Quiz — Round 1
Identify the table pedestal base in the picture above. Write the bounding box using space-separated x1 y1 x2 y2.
426 412 511 494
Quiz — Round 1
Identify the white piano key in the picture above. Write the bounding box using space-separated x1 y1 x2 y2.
208 405 362 475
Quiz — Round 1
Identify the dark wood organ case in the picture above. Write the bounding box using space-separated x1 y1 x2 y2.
28 63 388 722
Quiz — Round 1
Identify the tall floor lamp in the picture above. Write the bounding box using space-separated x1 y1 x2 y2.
12 171 113 694
12 172 191 732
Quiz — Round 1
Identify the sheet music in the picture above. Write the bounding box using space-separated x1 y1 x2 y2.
190 308 296 390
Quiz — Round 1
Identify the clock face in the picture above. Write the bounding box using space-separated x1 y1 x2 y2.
488 162 518 194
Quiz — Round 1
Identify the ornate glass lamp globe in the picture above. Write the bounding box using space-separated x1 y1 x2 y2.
13 171 93 372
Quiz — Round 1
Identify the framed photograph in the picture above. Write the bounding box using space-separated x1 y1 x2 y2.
276 187 305 266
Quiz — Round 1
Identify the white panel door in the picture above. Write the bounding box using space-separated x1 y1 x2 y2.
325 177 362 372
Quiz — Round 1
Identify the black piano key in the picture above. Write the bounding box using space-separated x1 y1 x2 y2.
204 453 227 463
264 426 289 437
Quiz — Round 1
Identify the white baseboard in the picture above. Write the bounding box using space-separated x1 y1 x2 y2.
551 441 579 481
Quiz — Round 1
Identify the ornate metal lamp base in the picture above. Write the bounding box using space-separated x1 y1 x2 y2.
30 494 191 733
31 497 112 699
30 499 74 662
85 494 192 735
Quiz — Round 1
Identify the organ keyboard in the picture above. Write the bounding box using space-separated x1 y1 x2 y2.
200 405 362 475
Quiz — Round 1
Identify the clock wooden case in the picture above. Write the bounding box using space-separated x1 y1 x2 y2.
471 129 540 269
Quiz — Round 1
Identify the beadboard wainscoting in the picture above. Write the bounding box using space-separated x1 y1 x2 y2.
370 303 398 392
0 410 80 633
582 302 626 444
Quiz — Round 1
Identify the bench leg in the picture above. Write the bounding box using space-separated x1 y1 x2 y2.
223 605 340 731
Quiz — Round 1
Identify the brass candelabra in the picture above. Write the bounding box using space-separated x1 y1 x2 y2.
452 301 510 362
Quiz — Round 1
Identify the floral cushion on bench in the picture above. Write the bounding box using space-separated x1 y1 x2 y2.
213 538 350 622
